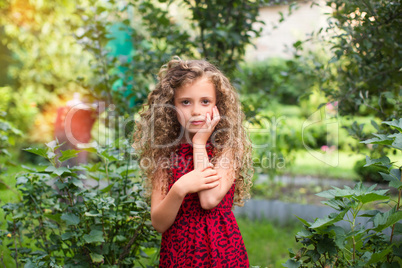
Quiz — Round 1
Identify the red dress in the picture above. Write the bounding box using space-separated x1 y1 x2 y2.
159 142 249 268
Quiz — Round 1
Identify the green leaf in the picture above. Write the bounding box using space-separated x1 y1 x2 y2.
389 180 402 190
383 119 402 132
309 210 348 229
59 149 79 162
61 213 80 226
380 171 399 182
360 210 381 217
55 180 66 190
380 170 402 189
282 259 301 268
326 225 346 249
61 232 73 240
84 230 104 243
394 223 402 235
16 176 28 185
139 249 149 258
12 213 24 219
373 210 402 232
84 211 102 217
321 199 345 210
295 229 313 238
317 182 389 204
90 253 104 263
363 155 391 168
83 162 102 172
135 200 147 209
21 165 37 172
23 147 48 159
295 215 310 226
43 213 61 222
0 179 9 191
390 133 402 150
366 244 393 264
101 182 114 193
357 192 389 204
371 120 380 131
361 134 394 146
45 166 71 176
115 235 127 242
71 178 84 188
288 248 296 258
317 236 336 255
82 147 98 153
45 140 59 150
100 151 119 161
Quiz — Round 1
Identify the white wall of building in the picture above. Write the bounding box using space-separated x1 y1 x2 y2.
246 1 332 61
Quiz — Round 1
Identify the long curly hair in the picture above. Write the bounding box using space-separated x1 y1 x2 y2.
133 57 253 207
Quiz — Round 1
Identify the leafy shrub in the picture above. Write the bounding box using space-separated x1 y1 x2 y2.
284 182 402 268
235 59 315 107
1 139 159 267
284 119 402 267
353 158 387 183
0 111 22 191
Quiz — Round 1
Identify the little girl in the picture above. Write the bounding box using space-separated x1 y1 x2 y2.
133 58 253 267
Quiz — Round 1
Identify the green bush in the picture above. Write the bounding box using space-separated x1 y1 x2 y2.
0 111 22 191
285 119 402 267
235 58 315 107
354 158 387 183
1 139 159 267
284 182 402 268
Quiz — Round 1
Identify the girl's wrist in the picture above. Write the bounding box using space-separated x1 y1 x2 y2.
172 181 186 199
192 138 207 147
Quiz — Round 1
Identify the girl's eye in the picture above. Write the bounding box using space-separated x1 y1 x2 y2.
202 100 210 105
182 100 190 105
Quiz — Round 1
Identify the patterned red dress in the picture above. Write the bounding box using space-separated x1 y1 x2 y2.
159 142 249 268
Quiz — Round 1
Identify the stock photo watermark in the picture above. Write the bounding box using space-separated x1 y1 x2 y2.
59 101 339 168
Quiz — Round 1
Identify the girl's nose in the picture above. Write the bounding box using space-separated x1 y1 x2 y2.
191 103 202 116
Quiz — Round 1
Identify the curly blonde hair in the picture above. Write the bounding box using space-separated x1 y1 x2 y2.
133 57 253 207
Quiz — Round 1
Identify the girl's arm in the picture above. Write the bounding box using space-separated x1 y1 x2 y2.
191 106 234 210
193 145 235 210
150 181 185 233
150 166 221 233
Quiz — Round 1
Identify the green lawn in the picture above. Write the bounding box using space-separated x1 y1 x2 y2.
237 217 301 268
284 150 362 180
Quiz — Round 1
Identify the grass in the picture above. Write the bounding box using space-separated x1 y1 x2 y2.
284 150 361 180
236 217 302 268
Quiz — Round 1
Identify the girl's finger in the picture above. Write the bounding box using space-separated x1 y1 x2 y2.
214 106 220 117
201 163 214 172
212 106 220 125
205 175 221 183
204 169 218 176
205 181 219 189
206 112 212 125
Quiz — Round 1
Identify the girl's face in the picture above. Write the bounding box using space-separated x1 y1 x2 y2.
173 77 217 139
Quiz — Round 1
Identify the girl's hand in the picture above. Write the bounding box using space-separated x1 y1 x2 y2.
192 106 220 145
175 164 221 195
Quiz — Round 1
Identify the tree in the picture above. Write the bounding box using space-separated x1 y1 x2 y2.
1 0 277 143
301 0 401 121
291 0 401 155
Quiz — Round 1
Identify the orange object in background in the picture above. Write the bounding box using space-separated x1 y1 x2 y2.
54 93 98 167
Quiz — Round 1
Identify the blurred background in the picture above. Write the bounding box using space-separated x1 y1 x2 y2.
0 0 401 267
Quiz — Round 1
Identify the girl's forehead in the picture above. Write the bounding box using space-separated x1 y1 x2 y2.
174 77 216 98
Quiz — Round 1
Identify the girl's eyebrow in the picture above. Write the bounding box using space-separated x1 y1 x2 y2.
176 96 214 100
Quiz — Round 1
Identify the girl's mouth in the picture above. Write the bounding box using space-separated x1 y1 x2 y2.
190 121 204 125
